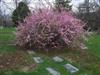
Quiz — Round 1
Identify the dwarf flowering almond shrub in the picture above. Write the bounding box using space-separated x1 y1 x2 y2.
16 9 85 50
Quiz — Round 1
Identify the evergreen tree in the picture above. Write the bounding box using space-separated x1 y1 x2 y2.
12 1 30 26
55 0 71 11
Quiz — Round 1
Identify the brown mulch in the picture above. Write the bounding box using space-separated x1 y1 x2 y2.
0 51 34 72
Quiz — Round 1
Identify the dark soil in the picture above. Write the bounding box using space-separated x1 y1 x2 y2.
0 51 34 72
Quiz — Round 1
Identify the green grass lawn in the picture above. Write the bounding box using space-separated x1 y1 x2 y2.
0 28 100 75
0 34 14 41
86 33 100 58
0 44 17 53
0 28 15 42
0 28 16 54
0 28 15 34
1 51 100 75
0 51 88 75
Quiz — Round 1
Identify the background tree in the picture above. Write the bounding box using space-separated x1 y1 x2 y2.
78 0 100 31
0 0 12 27
55 0 71 11
12 1 30 27
13 0 18 8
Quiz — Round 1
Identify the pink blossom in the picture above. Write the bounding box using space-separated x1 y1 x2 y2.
16 9 85 50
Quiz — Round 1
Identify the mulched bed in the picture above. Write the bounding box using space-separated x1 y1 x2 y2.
0 51 34 72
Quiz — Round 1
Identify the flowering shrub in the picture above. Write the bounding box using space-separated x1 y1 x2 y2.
16 9 85 50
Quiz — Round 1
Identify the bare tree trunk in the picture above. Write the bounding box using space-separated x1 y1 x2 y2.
85 0 89 15
13 0 18 8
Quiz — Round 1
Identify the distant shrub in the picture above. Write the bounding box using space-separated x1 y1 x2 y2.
16 9 85 50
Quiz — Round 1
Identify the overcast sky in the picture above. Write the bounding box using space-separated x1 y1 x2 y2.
0 0 55 15
0 0 100 15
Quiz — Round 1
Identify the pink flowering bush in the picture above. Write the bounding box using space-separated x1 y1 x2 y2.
16 9 85 50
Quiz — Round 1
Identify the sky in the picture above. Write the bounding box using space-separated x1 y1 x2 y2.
71 0 100 13
0 0 100 15
0 0 55 15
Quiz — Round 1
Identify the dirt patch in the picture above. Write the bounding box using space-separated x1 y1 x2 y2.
0 50 35 72
20 64 37 72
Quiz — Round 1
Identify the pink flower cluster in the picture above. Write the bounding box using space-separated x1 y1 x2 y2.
16 9 84 50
